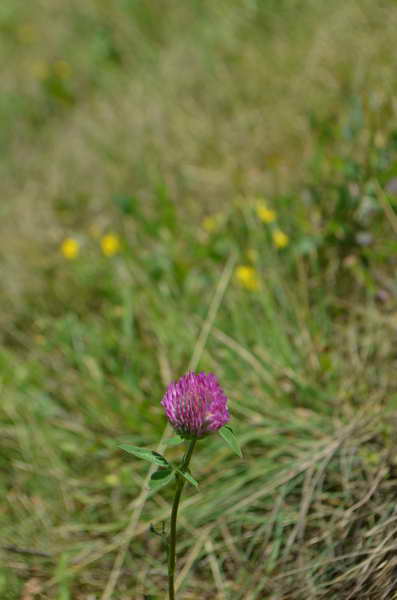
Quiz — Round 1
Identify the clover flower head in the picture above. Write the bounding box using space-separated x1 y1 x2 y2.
161 372 230 438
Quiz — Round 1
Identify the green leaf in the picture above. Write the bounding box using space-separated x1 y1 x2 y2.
165 435 184 447
149 467 174 490
219 426 242 457
176 469 198 488
119 444 169 466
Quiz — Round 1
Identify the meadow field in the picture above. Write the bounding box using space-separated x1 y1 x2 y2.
2 1 397 598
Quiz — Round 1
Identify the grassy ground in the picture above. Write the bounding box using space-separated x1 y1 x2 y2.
2 1 397 598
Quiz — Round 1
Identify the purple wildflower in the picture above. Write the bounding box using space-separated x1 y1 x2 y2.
161 372 230 439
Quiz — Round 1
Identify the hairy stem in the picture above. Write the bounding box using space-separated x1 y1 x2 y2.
168 438 197 600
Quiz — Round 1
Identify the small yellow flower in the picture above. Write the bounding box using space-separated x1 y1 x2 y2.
105 474 120 487
235 265 261 291
202 216 216 233
201 213 222 234
256 202 276 224
101 233 121 257
61 238 79 259
272 229 289 249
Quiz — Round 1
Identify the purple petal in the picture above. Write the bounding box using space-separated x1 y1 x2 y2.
161 372 230 438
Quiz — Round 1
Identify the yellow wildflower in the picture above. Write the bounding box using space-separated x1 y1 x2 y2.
105 474 120 487
61 238 79 259
256 202 276 224
202 214 221 234
101 233 121 257
272 229 289 249
235 265 261 291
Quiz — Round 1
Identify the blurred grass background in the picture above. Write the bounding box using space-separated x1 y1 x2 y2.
2 1 397 598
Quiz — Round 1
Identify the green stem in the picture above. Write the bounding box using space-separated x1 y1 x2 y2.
168 438 197 600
